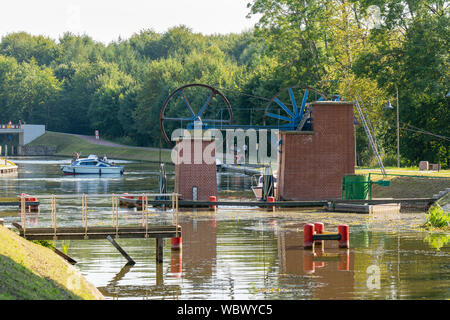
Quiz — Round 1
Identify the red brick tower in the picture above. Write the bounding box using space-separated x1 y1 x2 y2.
277 101 355 200
173 137 218 201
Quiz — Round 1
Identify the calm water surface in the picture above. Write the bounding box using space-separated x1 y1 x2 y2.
1 157 449 300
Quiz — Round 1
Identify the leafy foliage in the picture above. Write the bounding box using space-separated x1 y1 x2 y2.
0 2 448 167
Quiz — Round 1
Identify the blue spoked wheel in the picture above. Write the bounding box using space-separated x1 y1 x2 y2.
263 86 327 130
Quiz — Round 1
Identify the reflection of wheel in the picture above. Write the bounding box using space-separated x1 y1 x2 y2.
263 86 327 130
160 84 233 146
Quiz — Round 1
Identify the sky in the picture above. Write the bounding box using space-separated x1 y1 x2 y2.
0 0 260 44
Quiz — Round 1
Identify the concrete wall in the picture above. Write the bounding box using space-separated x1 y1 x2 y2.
18 145 56 156
277 101 355 200
22 125 45 144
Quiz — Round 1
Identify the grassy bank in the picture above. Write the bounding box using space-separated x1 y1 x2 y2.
28 131 172 163
0 225 103 300
354 167 449 198
371 176 449 198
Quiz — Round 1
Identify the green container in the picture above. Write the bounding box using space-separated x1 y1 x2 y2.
342 174 370 200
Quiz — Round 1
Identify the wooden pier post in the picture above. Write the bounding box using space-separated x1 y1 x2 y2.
107 235 136 265
156 262 164 286
156 237 164 263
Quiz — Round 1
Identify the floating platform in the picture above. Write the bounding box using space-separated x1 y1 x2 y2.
0 197 40 207
329 202 401 214
119 196 434 210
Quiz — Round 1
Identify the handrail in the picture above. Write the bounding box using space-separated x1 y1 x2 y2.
18 193 180 238
25 193 180 199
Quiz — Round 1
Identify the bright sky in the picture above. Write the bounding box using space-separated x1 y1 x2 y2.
0 0 260 44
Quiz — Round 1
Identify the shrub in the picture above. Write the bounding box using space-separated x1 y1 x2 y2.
424 204 450 229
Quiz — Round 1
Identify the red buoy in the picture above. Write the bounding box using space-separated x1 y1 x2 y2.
303 223 314 249
267 196 275 211
314 222 324 234
338 225 349 248
171 231 182 251
209 196 217 210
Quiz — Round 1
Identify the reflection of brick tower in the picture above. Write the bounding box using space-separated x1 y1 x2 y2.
277 101 355 200
181 219 217 281
174 137 217 201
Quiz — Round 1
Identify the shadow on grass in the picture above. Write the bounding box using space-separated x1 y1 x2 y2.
0 254 82 300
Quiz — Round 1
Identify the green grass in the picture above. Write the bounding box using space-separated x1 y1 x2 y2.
28 131 172 163
356 167 450 178
371 176 450 198
0 225 103 300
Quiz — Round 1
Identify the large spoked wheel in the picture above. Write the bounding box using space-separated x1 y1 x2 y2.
263 86 327 130
160 84 233 146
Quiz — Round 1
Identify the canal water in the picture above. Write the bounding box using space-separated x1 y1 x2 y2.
1 157 449 300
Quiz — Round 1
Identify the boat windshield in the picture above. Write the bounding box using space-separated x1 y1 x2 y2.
79 161 98 166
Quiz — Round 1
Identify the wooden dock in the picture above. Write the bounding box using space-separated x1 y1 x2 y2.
12 223 181 241
329 203 401 214
12 192 181 264
119 197 435 209
0 197 39 207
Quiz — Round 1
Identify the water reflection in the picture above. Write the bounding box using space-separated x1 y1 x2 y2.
97 263 181 300
1 157 449 300
277 229 355 299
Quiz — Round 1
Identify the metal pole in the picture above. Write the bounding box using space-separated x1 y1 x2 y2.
396 86 400 168
354 124 357 167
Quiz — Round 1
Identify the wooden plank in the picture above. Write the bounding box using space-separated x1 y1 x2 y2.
53 247 77 265
156 237 164 263
14 223 182 240
14 225 179 234
0 201 40 207
107 235 135 265
21 231 180 241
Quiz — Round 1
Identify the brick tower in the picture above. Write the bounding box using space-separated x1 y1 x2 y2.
173 137 218 201
277 101 355 200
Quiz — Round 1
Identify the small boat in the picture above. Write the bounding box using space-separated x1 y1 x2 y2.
61 154 124 175
252 175 278 200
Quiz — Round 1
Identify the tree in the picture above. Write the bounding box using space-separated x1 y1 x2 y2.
0 32 60 66
0 59 61 125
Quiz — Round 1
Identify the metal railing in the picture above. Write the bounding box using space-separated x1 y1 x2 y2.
19 193 180 239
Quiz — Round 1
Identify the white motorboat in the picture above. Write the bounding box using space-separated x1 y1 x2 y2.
61 154 124 175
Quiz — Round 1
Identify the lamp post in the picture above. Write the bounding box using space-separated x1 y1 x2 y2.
385 86 400 167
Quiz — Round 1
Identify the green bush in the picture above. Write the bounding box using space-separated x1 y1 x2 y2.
424 204 450 229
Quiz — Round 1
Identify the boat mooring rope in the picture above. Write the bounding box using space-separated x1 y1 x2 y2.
112 194 119 238
141 194 149 238
51 195 57 240
20 195 26 236
82 194 88 239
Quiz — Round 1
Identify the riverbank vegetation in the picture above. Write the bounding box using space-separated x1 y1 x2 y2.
29 131 172 162
0 1 448 168
0 225 103 299
424 203 450 231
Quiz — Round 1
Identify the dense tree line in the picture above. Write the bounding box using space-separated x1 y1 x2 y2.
0 0 448 168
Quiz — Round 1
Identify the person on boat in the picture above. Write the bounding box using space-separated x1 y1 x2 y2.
71 152 79 164
102 155 108 162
